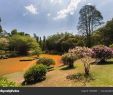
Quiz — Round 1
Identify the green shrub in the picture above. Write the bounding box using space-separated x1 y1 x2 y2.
24 64 47 84
109 44 113 48
31 49 42 57
8 52 18 58
37 57 55 66
0 55 8 59
9 35 41 55
0 77 17 87
62 53 77 68
0 50 6 55
20 57 35 61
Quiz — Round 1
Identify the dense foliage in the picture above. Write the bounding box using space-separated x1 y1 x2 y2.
109 44 113 48
24 64 47 84
0 37 9 50
37 57 55 66
62 53 77 68
46 33 84 54
9 34 41 55
92 45 113 63
0 77 17 87
93 18 113 46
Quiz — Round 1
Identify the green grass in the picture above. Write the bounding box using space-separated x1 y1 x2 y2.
3 58 113 87
89 63 113 87
72 59 113 87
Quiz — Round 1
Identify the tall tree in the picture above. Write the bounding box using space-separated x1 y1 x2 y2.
0 17 3 34
42 36 46 51
77 5 103 47
39 37 43 49
33 33 39 42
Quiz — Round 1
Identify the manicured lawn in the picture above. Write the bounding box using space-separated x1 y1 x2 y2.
1 54 113 87
89 62 113 87
28 59 113 87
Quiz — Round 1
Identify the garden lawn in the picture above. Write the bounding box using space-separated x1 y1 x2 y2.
27 59 113 87
88 61 113 87
1 55 113 87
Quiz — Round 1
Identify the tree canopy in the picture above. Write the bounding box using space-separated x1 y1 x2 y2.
78 5 103 47
46 33 85 53
9 34 41 55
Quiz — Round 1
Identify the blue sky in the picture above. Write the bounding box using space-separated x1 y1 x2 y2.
0 0 113 37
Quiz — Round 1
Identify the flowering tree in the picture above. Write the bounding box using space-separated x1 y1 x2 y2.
69 47 94 75
92 45 113 63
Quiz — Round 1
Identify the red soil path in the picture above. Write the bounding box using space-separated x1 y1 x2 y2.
0 57 36 76
0 54 62 76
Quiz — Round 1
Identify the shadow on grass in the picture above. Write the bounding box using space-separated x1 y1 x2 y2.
58 64 65 67
21 78 46 86
96 61 113 65
47 66 54 72
48 68 54 72
66 73 95 84
60 66 75 70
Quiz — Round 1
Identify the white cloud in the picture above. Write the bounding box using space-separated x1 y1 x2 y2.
53 0 82 20
87 2 92 5
25 4 38 15
50 0 62 4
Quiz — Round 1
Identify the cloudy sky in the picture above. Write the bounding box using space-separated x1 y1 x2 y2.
0 0 113 37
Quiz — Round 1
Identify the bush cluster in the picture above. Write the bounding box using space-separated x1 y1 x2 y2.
24 64 47 84
62 53 77 68
0 77 17 87
37 57 55 66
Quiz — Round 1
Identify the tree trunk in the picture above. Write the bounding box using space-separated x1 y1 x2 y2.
85 67 90 76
